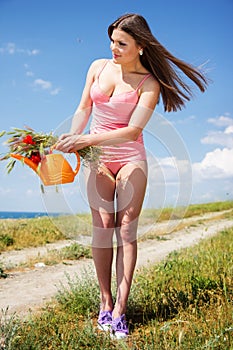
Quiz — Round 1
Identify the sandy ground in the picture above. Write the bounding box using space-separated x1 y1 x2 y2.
0 211 232 318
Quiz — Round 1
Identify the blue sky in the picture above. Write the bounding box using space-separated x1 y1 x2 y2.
0 0 233 213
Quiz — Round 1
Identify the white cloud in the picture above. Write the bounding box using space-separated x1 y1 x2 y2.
207 115 233 127
24 62 61 96
28 49 40 56
33 78 61 95
24 63 34 77
0 42 16 54
1 44 60 96
50 87 61 96
201 129 233 148
33 78 52 90
201 114 233 148
174 115 196 124
150 156 191 184
193 148 233 180
145 154 192 208
26 71 34 77
0 42 40 56
225 125 233 134
148 156 180 183
191 115 233 201
201 114 233 149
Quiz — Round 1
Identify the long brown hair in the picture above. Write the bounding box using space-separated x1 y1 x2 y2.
108 13 208 112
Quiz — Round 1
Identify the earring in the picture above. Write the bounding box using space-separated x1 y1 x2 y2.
139 49 143 56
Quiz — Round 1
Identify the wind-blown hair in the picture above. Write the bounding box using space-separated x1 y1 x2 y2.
108 13 208 112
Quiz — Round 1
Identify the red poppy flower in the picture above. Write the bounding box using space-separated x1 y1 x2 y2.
29 152 41 165
0 126 101 174
22 135 35 145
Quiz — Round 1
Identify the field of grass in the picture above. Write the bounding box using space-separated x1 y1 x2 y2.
1 220 232 348
0 201 233 253
0 213 92 252
138 200 233 226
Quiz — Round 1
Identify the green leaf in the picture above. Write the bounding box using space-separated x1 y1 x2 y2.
39 142 44 156
6 160 16 174
40 184 45 193
0 154 10 161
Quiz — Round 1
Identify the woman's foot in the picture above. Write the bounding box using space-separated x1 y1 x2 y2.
111 314 129 339
97 310 112 331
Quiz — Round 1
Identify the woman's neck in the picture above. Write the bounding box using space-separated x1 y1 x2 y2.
110 59 144 74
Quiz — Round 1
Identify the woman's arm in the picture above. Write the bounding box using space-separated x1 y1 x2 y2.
69 60 105 134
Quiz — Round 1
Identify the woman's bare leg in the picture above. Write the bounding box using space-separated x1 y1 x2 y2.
113 161 148 318
86 166 116 311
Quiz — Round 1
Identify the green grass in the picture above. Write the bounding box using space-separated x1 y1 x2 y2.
139 200 233 226
14 243 92 270
0 213 92 252
0 216 65 251
1 225 233 349
0 201 233 253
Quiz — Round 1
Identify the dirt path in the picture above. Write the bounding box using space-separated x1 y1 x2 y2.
0 211 232 318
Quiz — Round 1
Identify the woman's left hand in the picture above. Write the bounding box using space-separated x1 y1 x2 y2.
55 133 90 153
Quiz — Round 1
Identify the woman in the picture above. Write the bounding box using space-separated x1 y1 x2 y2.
55 13 208 339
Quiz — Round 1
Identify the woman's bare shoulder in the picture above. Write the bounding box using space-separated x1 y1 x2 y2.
85 58 108 80
138 75 160 109
142 74 160 95
89 58 108 71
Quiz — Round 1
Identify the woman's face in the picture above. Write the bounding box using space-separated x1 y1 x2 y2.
110 28 141 64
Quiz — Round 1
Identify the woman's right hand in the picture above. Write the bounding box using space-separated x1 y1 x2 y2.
55 133 91 153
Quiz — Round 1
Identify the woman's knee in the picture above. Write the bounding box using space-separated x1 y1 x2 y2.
116 213 138 244
92 226 114 248
91 211 115 248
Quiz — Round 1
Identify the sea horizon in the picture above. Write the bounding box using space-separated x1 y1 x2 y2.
0 211 62 219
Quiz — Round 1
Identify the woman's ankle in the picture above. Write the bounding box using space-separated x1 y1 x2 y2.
100 296 114 311
112 305 126 319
